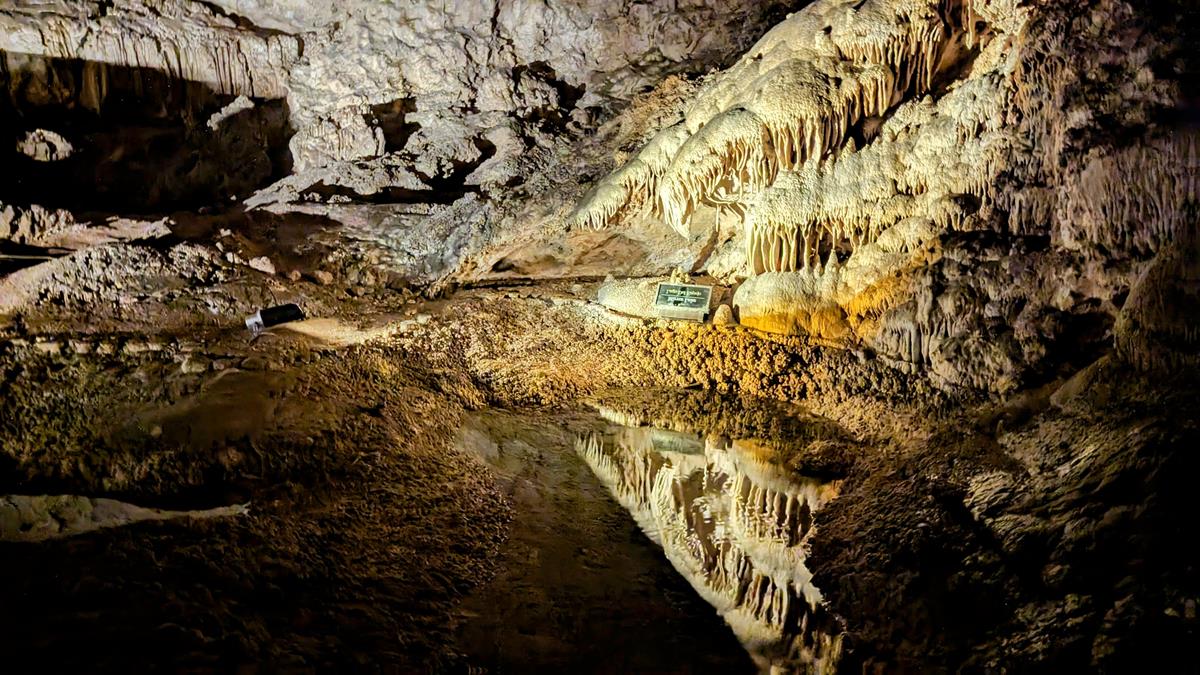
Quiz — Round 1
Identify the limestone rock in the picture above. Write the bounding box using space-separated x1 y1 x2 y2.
1114 233 1200 373
247 256 277 276
1 202 77 245
15 129 73 161
0 494 247 542
597 277 666 318
734 272 850 339
289 105 387 173
0 1 300 99
206 96 256 131
179 355 210 375
712 303 736 326
273 0 801 191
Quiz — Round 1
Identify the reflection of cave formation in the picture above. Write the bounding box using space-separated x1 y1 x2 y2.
577 425 844 673
0 52 292 213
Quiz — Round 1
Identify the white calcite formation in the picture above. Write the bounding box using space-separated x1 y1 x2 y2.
568 0 1030 341
570 0 993 235
568 0 1195 388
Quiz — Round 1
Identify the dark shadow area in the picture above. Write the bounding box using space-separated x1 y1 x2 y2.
513 61 586 130
189 0 296 38
168 206 344 277
929 29 984 98
0 240 70 276
0 51 294 215
847 114 885 147
369 97 419 153
1045 301 1115 371
0 441 17 493
424 134 496 195
300 180 470 206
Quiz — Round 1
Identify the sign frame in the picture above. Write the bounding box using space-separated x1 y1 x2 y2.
653 282 714 322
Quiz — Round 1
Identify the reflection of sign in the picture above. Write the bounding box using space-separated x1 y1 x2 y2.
654 283 713 321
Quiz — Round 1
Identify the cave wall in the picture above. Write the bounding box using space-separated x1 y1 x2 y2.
0 52 292 214
562 0 1198 393
0 0 806 280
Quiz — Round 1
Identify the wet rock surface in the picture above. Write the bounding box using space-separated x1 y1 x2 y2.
0 271 1196 671
0 494 248 542
578 393 851 673
0 330 509 672
453 408 755 673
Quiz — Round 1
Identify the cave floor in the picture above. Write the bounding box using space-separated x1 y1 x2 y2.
1 276 1197 673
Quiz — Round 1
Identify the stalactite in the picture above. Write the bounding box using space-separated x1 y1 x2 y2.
1054 134 1195 254
567 0 994 235
656 110 775 234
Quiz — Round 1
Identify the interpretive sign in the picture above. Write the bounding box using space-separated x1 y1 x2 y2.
654 283 713 322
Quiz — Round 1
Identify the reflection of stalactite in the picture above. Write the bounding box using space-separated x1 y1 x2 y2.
575 429 843 673
731 472 809 548
576 432 672 541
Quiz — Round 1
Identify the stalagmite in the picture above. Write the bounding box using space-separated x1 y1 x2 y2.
1115 227 1200 373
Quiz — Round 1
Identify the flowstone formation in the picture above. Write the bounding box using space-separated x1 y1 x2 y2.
571 0 977 235
571 0 1196 391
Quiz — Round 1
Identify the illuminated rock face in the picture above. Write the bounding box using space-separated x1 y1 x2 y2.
576 419 843 673
0 2 300 100
570 0 1194 366
0 0 804 282
0 0 800 184
568 0 1012 262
